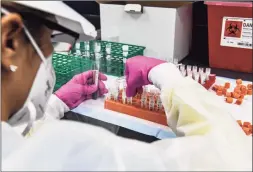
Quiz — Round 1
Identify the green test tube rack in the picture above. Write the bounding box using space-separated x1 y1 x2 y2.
53 40 145 91
52 53 94 91
70 40 146 76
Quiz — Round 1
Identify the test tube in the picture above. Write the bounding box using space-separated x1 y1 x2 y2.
199 67 204 74
205 67 211 75
187 70 193 78
205 68 211 80
94 42 101 53
76 49 81 56
200 73 206 84
123 80 127 90
141 94 145 108
106 54 111 60
143 86 148 95
106 43 111 54
127 97 132 105
193 66 198 73
181 69 186 77
194 72 200 82
122 45 129 57
75 42 81 49
113 90 119 101
149 96 155 111
179 64 185 72
106 54 112 73
95 52 101 60
122 45 129 51
123 57 127 67
115 80 120 92
122 90 126 104
84 41 90 51
92 61 100 100
156 96 162 111
173 58 178 65
187 65 192 72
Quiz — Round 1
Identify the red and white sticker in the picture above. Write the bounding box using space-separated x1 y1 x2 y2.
220 17 252 49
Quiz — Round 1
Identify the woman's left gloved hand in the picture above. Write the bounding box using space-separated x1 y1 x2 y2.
55 70 108 109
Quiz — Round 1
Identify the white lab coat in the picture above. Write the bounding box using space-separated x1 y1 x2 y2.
2 63 252 171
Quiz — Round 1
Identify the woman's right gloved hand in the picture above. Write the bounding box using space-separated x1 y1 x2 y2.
125 56 166 97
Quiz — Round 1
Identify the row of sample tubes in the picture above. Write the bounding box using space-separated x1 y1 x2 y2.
168 58 179 65
74 41 129 60
178 64 211 84
107 78 164 112
140 87 163 111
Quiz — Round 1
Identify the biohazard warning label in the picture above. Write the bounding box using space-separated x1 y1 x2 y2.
220 17 252 49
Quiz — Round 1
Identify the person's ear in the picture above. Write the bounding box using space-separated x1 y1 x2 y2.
1 13 23 72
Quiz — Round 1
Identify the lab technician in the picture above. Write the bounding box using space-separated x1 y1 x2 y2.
1 1 252 171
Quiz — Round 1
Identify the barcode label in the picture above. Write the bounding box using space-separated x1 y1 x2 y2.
237 43 252 47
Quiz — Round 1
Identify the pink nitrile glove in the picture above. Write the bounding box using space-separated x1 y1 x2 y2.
55 70 108 109
125 56 166 97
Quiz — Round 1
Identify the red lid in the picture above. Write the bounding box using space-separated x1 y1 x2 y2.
205 1 252 7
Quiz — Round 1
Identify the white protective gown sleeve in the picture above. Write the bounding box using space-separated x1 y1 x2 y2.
43 94 70 120
2 63 252 171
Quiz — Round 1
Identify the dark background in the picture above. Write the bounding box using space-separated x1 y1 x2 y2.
62 1 252 143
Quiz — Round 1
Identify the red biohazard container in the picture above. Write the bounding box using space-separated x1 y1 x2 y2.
205 2 252 73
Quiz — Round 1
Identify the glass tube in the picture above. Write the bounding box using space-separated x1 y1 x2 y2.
95 52 101 61
141 95 145 108
91 61 100 100
193 66 198 73
75 42 81 49
187 70 193 78
179 64 185 72
194 72 200 82
173 58 178 65
187 65 192 72
113 90 119 101
94 42 101 53
122 45 129 52
206 68 211 76
84 41 90 51
106 43 111 54
122 90 126 104
149 96 155 111
76 49 81 56
127 97 132 105
199 67 204 74
205 68 211 81
181 69 186 77
200 73 206 84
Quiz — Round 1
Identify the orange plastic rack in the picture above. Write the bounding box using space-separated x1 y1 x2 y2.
104 90 167 126
104 74 216 125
